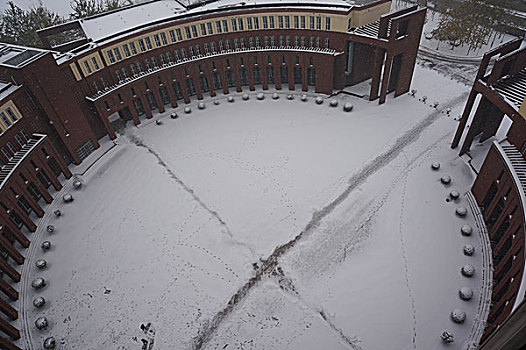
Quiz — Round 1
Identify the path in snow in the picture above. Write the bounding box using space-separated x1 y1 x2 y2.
192 92 469 349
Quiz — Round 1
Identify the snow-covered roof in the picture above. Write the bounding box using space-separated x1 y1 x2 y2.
0 44 48 68
0 81 21 101
494 68 526 109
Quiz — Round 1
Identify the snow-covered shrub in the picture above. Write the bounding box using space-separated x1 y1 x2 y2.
343 103 353 112
450 309 466 323
421 96 427 103
198 102 205 109
456 207 468 217
459 287 473 300
450 191 460 200
316 97 323 104
257 93 264 100
463 245 474 256
53 210 61 217
433 101 439 108
155 119 162 125
44 337 56 349
46 225 54 233
36 259 47 269
31 277 46 289
33 296 46 308
329 99 338 107
461 225 472 236
35 317 48 330
170 112 178 119
228 96 235 102
440 175 451 184
301 94 307 101
184 106 192 113
287 94 294 100
213 100 220 105
73 179 82 189
461 264 475 277
272 93 279 99
242 93 249 100
431 162 440 170
63 194 73 203
440 331 454 343
410 89 417 97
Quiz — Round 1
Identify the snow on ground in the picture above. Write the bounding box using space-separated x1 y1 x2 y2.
20 64 488 350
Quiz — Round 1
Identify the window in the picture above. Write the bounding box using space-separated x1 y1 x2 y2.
301 35 305 46
185 78 196 95
169 30 176 42
154 34 161 46
255 36 260 47
253 66 261 84
7 142 16 154
294 66 302 84
199 75 209 92
316 16 321 30
216 21 222 33
146 92 157 109
136 61 143 72
200 23 207 36
219 40 224 51
249 37 254 48
267 66 275 84
160 53 166 65
325 17 331 30
254 17 259 29
211 41 216 52
234 38 239 49
286 35 291 46
295 36 299 46
240 37 246 48
145 37 153 50
130 42 138 55
176 28 183 41
278 15 283 28
325 37 330 48
294 16 299 28
226 70 235 87
269 16 275 28
204 42 210 54
231 19 238 31
130 64 137 75
181 48 186 59
196 44 201 55
21 129 29 141
191 25 198 37
207 22 213 34
92 81 99 92
310 16 314 29
15 134 24 147
348 18 352 31
301 16 306 28
0 112 11 127
240 67 248 86
151 56 158 67
185 26 192 38
133 97 144 116
316 37 321 48
138 39 146 52
122 44 131 57
189 46 195 57
270 36 275 46
285 16 290 29
262 16 268 29
166 52 172 63
113 48 122 60
84 61 92 74
212 72 222 89
145 58 151 70
264 35 269 47
115 69 122 81
280 66 288 84
100 76 107 88
121 67 128 78
310 36 314 47
106 50 115 63
172 81 183 99
1 147 10 159
226 39 231 50
160 32 168 45
247 17 253 30
222 20 228 32
174 49 180 60
238 18 244 31
91 57 100 70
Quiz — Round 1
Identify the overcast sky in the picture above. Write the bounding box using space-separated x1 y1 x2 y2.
0 0 80 18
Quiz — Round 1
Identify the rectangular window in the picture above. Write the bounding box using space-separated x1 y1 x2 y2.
15 134 24 147
310 16 314 29
223 20 228 32
176 28 183 41
122 44 131 57
325 17 331 30
145 37 153 50
247 17 253 30
294 16 299 28
130 41 138 54
185 78 196 96
121 67 128 78
254 17 259 29
7 142 16 155
267 66 275 84
201 23 207 36
238 18 244 31
270 35 275 46
115 69 122 81
130 63 137 75
0 112 11 127
189 46 194 57
212 71 222 90
136 61 143 72
301 16 306 29
199 75 209 92
234 38 239 49
154 34 161 46
269 16 275 28
249 37 255 48
262 16 268 29
226 70 235 87
310 36 314 47
255 36 260 47
216 21 222 33
325 37 330 48
106 50 115 63
316 16 321 30
219 40 224 51
226 39 231 50
280 66 288 84
191 25 198 37
151 56 158 67
169 30 176 42
264 35 269 47
84 61 92 73
113 47 122 60
185 26 192 38
91 57 100 70
285 16 290 29
204 42 210 54
316 37 321 48
174 49 180 60
138 39 146 52
279 35 284 46
253 66 261 84
240 37 246 48
196 44 201 55
166 52 172 63
231 19 237 31
301 35 305 46
160 32 168 45
160 54 166 65
278 15 283 28
286 35 291 46
207 22 213 34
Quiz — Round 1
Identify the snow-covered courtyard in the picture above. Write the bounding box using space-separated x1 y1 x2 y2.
20 65 491 350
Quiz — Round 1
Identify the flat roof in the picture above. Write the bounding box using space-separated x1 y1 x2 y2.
0 81 21 101
0 44 49 68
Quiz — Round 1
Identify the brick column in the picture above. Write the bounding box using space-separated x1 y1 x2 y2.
95 102 117 140
0 235 24 265
0 278 18 301
0 258 20 283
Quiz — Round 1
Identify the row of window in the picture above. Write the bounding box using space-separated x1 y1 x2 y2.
102 14 333 66
92 35 328 93
0 107 19 133
0 129 31 169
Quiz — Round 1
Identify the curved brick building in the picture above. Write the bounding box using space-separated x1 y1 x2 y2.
0 0 427 348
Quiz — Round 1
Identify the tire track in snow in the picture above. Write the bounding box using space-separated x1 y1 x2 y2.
192 94 469 349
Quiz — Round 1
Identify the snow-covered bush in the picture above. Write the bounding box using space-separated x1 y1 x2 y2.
184 106 192 113
456 207 468 217
170 112 178 119
63 194 73 203
440 331 454 343
41 241 51 251
36 259 47 269
257 93 264 100
242 93 249 100
450 309 466 323
73 179 82 189
329 99 338 107
155 119 162 125
316 97 323 104
301 94 307 101
450 191 460 200
461 225 472 236
463 244 474 256
272 93 279 99
461 264 475 277
35 317 48 330
198 102 206 109
440 175 451 184
33 296 46 308
31 277 46 289
46 225 54 233
343 103 353 112
287 94 294 100
431 162 440 170
459 287 473 300
44 337 56 349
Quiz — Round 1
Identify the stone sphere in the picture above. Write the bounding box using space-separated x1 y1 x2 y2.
63 194 73 203
287 94 294 100
257 93 264 100
459 287 473 300
329 99 338 107
431 162 440 170
73 179 82 189
301 94 307 101
440 175 451 184
461 264 475 277
228 96 235 102
155 119 162 125
242 93 249 100
46 225 54 233
213 100 220 105
43 337 56 349
451 309 466 323
198 102 205 109
31 277 46 289
33 296 46 308
461 225 473 236
463 244 475 256
35 317 48 329
315 97 323 104
441 331 454 343
450 191 460 200
41 241 51 250
170 112 178 119
184 106 191 113
272 92 279 99
456 207 468 217
53 210 61 217
36 259 47 269
343 103 353 112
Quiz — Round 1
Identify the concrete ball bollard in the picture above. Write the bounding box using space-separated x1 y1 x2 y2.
315 97 323 104
431 162 440 170
450 309 466 323
31 277 46 289
461 225 472 236
41 241 51 251
459 287 473 301
43 337 56 349
36 259 47 269
257 93 265 100
63 194 73 203
463 244 475 256
228 96 235 102
301 94 307 101
456 207 468 217
343 103 353 112
329 99 338 107
35 317 48 330
272 93 279 99
242 93 249 100
198 102 205 109
33 296 46 308
170 112 178 119
450 191 460 200
184 106 192 113
461 264 475 277
440 175 451 184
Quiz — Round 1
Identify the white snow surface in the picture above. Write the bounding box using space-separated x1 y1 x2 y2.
20 65 489 350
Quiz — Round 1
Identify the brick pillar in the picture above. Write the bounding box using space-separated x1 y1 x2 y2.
162 72 179 108
0 235 24 265
0 211 30 248
2 196 36 233
23 168 53 204
45 140 72 178
0 298 17 320
33 152 61 192
0 278 18 301
11 176 44 217
0 258 20 283
95 103 117 140
0 318 20 340
370 47 385 101
0 336 22 350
